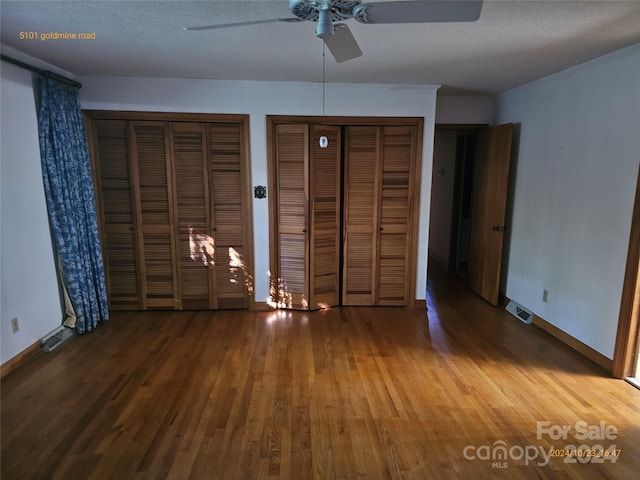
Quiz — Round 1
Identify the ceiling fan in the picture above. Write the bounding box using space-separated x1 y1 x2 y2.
186 0 484 63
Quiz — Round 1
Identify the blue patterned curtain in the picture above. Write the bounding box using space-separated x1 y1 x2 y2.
37 76 109 333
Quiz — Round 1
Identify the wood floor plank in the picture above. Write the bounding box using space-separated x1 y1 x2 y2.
2 266 640 479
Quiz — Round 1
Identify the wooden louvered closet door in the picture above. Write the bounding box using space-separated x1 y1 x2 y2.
130 122 179 309
171 123 212 309
209 123 249 309
89 113 252 311
343 126 380 305
274 124 309 309
171 122 249 310
343 125 417 306
273 124 342 310
378 126 416 305
91 120 142 309
309 125 341 309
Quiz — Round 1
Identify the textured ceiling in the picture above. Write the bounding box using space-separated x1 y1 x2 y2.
1 0 640 95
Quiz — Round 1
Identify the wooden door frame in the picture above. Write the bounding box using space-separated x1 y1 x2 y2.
613 165 640 379
267 115 424 308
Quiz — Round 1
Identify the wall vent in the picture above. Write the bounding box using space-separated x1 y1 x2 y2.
505 300 533 324
41 326 75 353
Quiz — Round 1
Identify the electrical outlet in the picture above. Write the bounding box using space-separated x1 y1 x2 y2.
542 290 549 303
11 317 19 334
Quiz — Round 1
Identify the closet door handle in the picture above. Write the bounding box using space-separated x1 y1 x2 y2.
379 226 384 232
212 227 217 232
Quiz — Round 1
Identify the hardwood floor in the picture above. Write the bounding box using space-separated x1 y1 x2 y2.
2 267 639 479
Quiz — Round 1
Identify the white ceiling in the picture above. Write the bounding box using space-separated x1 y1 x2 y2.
1 0 639 95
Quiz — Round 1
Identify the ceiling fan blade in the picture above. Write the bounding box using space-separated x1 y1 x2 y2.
323 24 363 63
354 0 483 24
185 17 303 31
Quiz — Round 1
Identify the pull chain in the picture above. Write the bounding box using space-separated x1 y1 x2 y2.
319 41 328 148
322 42 326 118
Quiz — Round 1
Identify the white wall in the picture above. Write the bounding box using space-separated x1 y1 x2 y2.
79 77 439 303
495 43 640 359
435 96 494 125
1 62 62 364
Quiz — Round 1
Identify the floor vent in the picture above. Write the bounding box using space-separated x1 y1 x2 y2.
41 326 75 353
505 300 533 324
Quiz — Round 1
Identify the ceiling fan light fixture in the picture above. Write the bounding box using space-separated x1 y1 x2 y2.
316 7 334 38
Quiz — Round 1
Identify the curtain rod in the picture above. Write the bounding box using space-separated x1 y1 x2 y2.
1 54 82 88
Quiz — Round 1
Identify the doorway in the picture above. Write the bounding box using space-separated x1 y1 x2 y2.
428 123 514 306
428 126 479 275
452 132 478 276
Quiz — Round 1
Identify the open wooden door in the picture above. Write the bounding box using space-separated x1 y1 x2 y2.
613 165 640 379
468 123 513 306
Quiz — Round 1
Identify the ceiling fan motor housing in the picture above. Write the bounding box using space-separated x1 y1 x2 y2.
289 0 362 23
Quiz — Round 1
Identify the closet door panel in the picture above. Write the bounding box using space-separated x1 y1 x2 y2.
141 232 176 307
309 125 341 309
378 233 408 304
131 122 179 309
275 124 309 309
377 126 415 305
92 120 142 309
343 126 380 305
210 123 249 309
172 123 212 309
